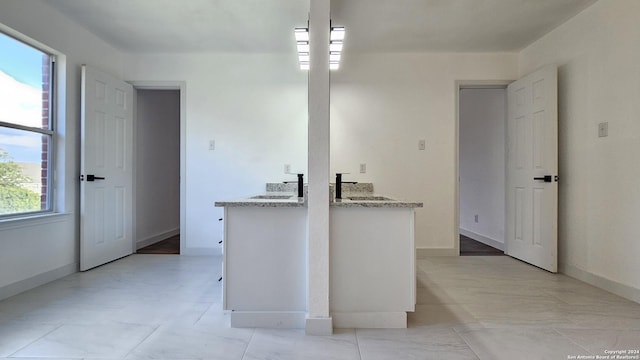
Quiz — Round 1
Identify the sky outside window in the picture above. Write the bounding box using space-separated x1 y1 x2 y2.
0 32 47 162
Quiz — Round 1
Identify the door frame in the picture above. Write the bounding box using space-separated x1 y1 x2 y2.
454 80 513 256
129 81 187 254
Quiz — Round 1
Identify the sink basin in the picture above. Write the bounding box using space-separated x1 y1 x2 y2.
250 194 294 200
346 195 395 201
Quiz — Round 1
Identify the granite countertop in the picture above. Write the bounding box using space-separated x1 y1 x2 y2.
214 192 306 208
330 195 423 208
215 188 423 209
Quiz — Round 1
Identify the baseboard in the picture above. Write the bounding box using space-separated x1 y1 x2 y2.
305 316 333 335
230 311 306 329
459 228 505 251
561 264 640 304
416 248 458 258
181 247 221 256
332 312 407 329
0 262 78 301
136 228 179 250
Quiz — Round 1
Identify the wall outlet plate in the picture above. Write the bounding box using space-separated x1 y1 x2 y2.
598 122 608 137
360 163 366 173
418 139 426 150
209 140 215 150
284 164 291 174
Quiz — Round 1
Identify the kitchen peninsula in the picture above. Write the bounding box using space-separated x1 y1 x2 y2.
214 183 423 329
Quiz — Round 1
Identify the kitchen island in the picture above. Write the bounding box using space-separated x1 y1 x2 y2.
215 183 423 329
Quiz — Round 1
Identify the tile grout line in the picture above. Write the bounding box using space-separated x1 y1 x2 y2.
122 323 162 359
452 325 482 360
239 328 256 360
552 327 597 357
6 323 64 358
354 328 363 360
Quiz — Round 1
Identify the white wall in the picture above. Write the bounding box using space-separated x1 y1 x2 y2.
330 53 517 250
519 0 640 297
459 88 506 247
124 53 308 253
0 0 126 297
135 90 180 247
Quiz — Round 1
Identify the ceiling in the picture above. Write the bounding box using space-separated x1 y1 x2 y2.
44 0 598 53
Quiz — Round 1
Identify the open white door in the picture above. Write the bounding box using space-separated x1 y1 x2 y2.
506 65 558 273
80 65 134 271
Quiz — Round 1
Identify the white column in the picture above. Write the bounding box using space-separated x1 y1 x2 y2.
306 0 332 335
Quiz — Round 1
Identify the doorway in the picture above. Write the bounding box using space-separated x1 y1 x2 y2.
457 84 508 255
133 88 182 254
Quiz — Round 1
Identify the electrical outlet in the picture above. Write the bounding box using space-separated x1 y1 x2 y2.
598 122 608 137
360 163 366 173
209 140 215 150
284 164 291 174
418 139 426 150
474 214 479 223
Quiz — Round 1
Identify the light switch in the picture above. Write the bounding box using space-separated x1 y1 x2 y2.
209 140 216 150
284 164 291 174
418 139 426 150
598 122 608 137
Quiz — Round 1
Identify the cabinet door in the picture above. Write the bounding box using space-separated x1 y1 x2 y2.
224 207 307 311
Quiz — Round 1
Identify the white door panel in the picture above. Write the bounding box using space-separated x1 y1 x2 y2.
80 65 133 271
506 65 558 272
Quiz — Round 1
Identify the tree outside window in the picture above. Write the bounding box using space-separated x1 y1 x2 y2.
0 31 54 216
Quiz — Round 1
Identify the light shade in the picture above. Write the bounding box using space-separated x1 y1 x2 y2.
329 41 343 52
298 52 310 62
296 41 310 53
294 25 345 71
330 27 345 41
294 27 309 42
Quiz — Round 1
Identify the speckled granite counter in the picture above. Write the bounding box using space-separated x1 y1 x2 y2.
214 192 305 208
215 182 423 208
331 196 423 208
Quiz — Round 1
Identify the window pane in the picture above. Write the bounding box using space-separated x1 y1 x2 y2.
0 127 50 215
0 32 51 130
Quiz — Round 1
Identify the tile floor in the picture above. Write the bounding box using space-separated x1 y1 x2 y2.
1 254 639 359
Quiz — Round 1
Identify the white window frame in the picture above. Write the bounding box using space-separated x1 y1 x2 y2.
0 23 67 223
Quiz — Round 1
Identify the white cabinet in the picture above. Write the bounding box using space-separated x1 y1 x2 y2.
222 206 307 328
330 207 416 328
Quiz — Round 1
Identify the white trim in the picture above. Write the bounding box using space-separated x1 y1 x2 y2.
332 312 407 329
305 316 333 335
230 311 306 329
0 262 77 301
454 79 513 260
561 264 640 304
135 228 180 250
128 81 186 256
459 228 505 251
0 24 68 217
0 212 71 231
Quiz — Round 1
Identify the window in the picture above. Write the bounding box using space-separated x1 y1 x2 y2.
0 31 54 217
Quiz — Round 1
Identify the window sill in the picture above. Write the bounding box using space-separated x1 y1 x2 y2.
0 212 72 231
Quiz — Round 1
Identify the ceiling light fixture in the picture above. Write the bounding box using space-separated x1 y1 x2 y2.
294 25 345 71
329 26 344 70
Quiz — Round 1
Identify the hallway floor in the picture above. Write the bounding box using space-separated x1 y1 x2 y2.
0 255 638 359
